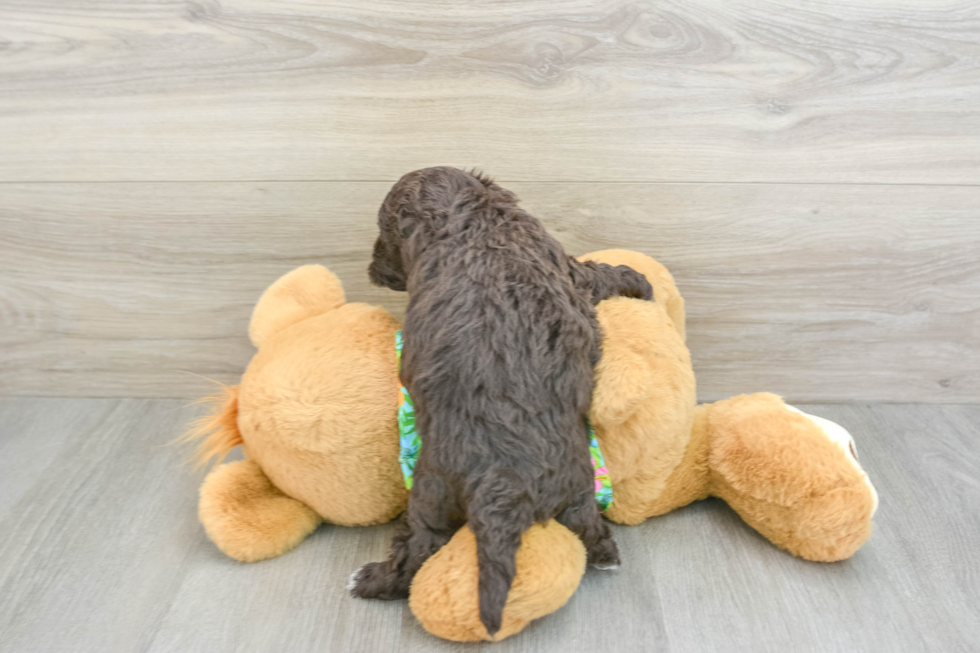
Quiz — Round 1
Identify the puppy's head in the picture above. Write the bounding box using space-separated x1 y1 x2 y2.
369 167 514 291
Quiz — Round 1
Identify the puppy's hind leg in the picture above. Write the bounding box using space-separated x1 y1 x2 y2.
350 472 457 600
558 493 620 570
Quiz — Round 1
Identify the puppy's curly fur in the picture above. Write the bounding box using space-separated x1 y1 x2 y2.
351 167 653 635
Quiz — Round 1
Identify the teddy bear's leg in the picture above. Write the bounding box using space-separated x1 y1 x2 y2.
705 393 878 562
199 459 322 562
409 521 587 642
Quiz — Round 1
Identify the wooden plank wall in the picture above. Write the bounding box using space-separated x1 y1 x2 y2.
1 1 978 401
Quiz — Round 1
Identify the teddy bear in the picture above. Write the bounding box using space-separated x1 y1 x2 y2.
183 250 878 642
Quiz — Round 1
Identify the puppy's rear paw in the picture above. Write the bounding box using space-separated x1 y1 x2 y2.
348 561 407 600
348 562 382 598
588 538 621 570
347 568 364 593
592 562 620 570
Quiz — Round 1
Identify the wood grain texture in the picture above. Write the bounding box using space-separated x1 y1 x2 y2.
0 0 978 183
1 399 978 652
2 182 978 401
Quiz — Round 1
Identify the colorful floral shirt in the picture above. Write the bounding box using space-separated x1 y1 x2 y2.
395 331 612 511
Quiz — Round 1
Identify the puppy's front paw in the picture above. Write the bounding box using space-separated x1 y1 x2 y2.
617 266 654 301
348 561 407 600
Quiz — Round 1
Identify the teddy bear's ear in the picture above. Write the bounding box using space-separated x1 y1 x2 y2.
579 249 686 342
249 265 346 348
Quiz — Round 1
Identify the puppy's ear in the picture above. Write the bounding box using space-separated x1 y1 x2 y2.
369 258 407 291
368 237 407 291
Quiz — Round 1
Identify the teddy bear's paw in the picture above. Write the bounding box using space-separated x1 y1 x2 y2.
784 405 878 517
348 561 408 600
707 393 879 561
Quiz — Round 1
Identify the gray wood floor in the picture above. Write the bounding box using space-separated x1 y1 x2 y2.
1 399 977 653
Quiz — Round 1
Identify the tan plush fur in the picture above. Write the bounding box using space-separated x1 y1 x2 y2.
705 393 876 561
186 265 407 565
199 460 322 562
580 251 698 524
183 250 877 642
248 264 347 349
409 521 586 642
239 300 406 527
579 251 876 562
178 383 243 468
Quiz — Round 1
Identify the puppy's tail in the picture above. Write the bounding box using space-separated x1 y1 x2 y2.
471 479 533 638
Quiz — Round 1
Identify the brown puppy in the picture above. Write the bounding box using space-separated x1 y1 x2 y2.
350 167 653 635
